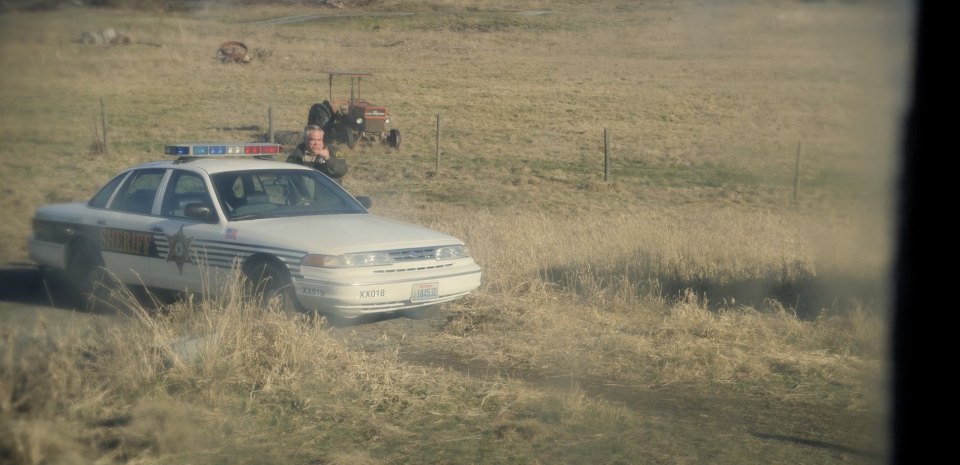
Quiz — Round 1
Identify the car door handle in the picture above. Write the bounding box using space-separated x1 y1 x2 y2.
151 227 164 233
96 219 107 225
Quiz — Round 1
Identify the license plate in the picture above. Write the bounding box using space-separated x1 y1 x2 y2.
411 282 439 302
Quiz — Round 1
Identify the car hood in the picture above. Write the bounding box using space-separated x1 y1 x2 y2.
231 214 463 255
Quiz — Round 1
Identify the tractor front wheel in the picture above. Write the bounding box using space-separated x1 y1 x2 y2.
334 126 355 149
387 129 401 149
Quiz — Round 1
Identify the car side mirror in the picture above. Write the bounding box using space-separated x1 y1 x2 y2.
356 196 372 209
184 203 216 223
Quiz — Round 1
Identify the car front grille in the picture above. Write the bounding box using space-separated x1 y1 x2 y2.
373 247 454 274
388 247 436 262
374 263 453 274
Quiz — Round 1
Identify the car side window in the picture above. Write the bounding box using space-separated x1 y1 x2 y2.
88 173 128 209
161 171 213 219
108 169 166 215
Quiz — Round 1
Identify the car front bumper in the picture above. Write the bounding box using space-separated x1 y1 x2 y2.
292 259 482 318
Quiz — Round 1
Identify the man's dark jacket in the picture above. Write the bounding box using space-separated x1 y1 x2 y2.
285 143 348 182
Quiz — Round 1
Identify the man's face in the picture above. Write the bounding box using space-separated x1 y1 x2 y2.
306 130 324 153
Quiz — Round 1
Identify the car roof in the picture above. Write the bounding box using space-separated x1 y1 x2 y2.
127 156 312 175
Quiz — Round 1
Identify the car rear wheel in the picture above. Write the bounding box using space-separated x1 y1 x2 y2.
65 245 108 309
247 260 299 314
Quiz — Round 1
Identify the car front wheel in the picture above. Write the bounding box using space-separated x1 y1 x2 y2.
246 260 299 314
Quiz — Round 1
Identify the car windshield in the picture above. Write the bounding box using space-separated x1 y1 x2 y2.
211 169 365 221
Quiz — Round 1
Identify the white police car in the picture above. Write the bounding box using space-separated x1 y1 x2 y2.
27 143 482 320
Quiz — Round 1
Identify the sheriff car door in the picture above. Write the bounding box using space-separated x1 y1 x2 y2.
98 168 168 285
147 168 225 294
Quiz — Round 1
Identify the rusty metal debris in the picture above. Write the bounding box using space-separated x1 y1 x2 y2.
218 41 250 64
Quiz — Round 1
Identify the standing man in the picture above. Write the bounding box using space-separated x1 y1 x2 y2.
286 125 348 184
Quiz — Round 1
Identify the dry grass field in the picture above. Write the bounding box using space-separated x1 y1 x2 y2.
0 0 909 464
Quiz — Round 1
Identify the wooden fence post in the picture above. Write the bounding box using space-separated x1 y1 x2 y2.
604 128 610 182
100 97 109 155
793 142 801 204
435 114 441 173
268 106 274 143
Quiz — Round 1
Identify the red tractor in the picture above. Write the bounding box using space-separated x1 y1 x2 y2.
321 71 400 149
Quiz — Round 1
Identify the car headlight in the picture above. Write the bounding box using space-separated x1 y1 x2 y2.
356 117 363 125
302 252 394 268
385 117 391 125
435 245 469 260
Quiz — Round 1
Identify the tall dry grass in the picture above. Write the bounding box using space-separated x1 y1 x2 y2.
413 206 887 409
2 270 639 464
2 287 883 464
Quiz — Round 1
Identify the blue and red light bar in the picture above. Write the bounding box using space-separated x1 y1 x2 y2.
164 143 283 157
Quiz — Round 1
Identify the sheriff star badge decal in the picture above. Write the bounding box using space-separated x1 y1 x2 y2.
165 225 194 274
